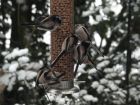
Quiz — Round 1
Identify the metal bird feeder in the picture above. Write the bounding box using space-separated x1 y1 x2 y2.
50 0 74 90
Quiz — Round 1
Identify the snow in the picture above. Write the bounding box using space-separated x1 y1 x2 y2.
114 80 121 85
72 92 80 99
18 87 24 91
115 91 125 98
5 48 29 60
118 70 125 77
2 63 10 71
113 64 123 71
97 60 110 68
83 95 98 102
17 70 26 80
17 70 37 80
100 78 108 85
1 51 9 56
132 47 140 60
108 81 118 91
103 7 110 14
130 68 139 75
18 56 30 64
9 61 19 72
74 64 86 76
97 85 104 94
0 73 12 85
88 68 97 74
91 81 99 89
130 87 140 102
95 0 102 6
89 15 98 25
104 88 110 92
96 15 102 22
79 89 87 96
0 73 16 91
7 76 16 91
43 31 51 44
110 72 117 78
25 61 43 70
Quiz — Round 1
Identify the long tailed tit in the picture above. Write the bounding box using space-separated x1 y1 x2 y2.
74 24 91 41
51 34 78 67
75 24 103 57
22 15 62 31
36 67 65 89
73 41 102 77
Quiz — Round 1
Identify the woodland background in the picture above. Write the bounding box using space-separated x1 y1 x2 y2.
0 0 140 105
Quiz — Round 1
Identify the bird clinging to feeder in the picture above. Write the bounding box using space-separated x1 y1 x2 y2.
22 15 62 32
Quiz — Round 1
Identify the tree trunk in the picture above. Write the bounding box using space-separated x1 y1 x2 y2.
51 0 74 89
126 0 132 105
11 1 32 48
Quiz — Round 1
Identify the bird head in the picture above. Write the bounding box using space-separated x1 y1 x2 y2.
51 15 62 24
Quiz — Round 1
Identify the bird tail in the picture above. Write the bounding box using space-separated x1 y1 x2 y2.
51 51 65 68
74 63 79 77
21 23 37 26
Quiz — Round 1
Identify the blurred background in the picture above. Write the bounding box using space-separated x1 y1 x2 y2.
0 0 140 105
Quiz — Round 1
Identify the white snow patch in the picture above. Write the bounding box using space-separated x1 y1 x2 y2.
72 93 80 99
9 61 19 72
97 60 110 68
7 76 16 91
79 90 87 96
97 85 104 94
56 95 65 104
83 95 98 102
96 15 102 22
88 68 97 74
108 81 118 91
100 78 108 85
18 87 24 91
5 48 28 60
17 70 37 80
0 73 12 85
18 56 30 64
91 81 99 89
103 7 110 14
130 68 139 75
2 63 10 71
132 47 140 60
25 61 43 70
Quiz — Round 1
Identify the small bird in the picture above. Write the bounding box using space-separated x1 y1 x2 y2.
73 41 102 77
73 41 90 77
22 15 62 32
74 24 91 41
51 34 78 67
36 67 65 89
74 24 104 57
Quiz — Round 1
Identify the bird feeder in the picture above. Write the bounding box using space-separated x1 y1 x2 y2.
50 0 74 90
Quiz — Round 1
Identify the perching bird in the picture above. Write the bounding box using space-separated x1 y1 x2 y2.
74 24 104 57
51 34 78 67
73 41 102 77
36 67 65 89
74 24 91 41
22 15 62 32
73 41 90 77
